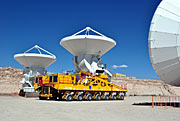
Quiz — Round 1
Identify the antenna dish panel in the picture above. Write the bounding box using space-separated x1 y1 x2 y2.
14 45 56 68
149 0 180 86
60 27 116 56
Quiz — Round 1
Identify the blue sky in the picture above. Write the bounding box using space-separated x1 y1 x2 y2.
0 0 162 79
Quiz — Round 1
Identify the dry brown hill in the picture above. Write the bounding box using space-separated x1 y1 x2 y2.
112 78 180 96
0 67 23 95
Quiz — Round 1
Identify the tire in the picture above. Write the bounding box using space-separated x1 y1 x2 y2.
87 94 92 101
104 95 109 100
96 94 101 100
58 93 63 100
66 94 73 101
112 95 117 100
52 93 58 100
77 95 83 101
119 95 124 100
39 96 47 100
19 89 25 97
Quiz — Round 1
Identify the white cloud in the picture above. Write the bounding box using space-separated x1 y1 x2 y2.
112 64 128 69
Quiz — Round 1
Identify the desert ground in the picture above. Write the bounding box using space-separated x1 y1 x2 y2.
0 96 180 121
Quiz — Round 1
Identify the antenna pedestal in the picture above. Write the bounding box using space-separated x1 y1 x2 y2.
21 66 45 92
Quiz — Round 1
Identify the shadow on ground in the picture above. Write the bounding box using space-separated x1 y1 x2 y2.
133 102 180 108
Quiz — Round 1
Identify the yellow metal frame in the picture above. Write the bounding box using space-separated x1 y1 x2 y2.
34 71 127 99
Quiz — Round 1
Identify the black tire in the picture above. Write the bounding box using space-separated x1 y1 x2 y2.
58 93 63 100
112 95 117 100
87 94 92 101
96 94 101 100
119 95 124 100
52 92 58 100
39 96 47 100
66 94 73 101
19 89 25 97
104 95 109 100
50 96 57 100
77 95 83 101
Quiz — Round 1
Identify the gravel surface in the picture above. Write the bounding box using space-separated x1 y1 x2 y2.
0 96 180 121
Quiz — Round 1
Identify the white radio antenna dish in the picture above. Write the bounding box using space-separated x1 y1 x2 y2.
14 45 56 93
149 0 180 86
60 27 116 77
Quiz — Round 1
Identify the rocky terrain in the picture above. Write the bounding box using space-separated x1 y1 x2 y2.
0 67 23 95
112 78 180 96
0 67 180 96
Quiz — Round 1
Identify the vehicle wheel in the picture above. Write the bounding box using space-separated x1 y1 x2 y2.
19 89 25 97
49 97 54 100
119 95 124 100
77 95 83 101
39 96 47 100
112 95 117 100
87 94 92 101
66 94 73 101
96 94 101 100
53 93 58 100
58 93 63 100
104 95 109 100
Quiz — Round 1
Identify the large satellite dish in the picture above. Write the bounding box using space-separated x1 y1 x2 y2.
149 0 180 86
14 45 56 68
60 27 116 76
14 45 56 93
60 27 116 56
